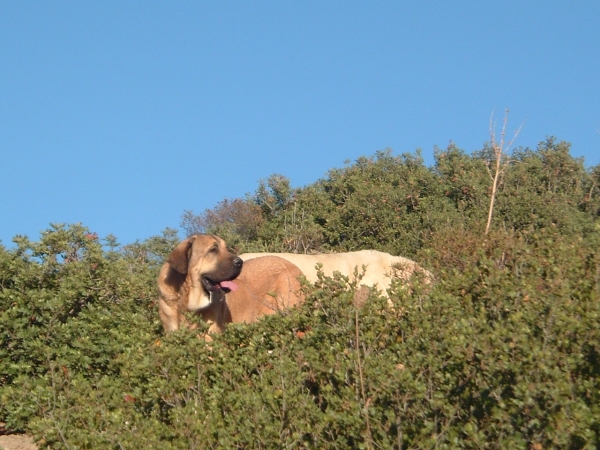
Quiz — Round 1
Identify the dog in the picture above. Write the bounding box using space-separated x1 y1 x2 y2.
203 255 305 334
238 250 432 300
157 234 304 335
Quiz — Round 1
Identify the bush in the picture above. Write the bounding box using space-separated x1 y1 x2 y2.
1 139 599 448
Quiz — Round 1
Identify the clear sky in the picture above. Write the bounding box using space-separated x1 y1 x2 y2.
1 2 599 246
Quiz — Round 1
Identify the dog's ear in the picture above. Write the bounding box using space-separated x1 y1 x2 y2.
167 236 196 274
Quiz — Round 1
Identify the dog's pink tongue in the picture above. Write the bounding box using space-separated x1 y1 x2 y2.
220 280 238 291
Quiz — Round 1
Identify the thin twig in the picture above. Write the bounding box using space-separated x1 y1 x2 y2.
485 109 523 234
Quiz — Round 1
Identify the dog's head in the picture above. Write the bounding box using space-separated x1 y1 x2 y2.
168 234 243 294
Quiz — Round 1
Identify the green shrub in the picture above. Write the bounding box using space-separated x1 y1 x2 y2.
1 140 599 448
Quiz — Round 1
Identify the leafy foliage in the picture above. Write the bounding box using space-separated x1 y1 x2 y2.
184 139 598 259
1 138 600 448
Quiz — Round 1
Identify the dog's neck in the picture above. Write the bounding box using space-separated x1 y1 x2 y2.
186 286 224 312
186 284 211 311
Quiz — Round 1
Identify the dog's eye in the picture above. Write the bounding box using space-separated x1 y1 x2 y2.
208 246 219 253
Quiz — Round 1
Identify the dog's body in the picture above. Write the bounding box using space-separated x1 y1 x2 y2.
157 234 304 334
239 250 432 297
201 256 304 334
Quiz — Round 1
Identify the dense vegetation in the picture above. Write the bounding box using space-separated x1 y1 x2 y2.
1 138 599 449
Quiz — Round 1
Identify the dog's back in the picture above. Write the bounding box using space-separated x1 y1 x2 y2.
239 250 432 295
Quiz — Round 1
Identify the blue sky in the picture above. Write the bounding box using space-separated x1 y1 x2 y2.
1 2 599 246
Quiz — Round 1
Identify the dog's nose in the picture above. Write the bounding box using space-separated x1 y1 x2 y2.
233 257 243 267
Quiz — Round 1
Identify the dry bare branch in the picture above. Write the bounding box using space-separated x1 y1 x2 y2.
485 109 523 234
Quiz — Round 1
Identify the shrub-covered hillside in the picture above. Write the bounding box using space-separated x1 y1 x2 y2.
183 138 599 261
1 138 599 449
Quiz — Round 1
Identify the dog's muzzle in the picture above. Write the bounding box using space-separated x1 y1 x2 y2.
201 257 243 293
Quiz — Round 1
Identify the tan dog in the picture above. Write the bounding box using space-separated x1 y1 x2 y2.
204 255 305 334
239 250 432 299
158 234 304 335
